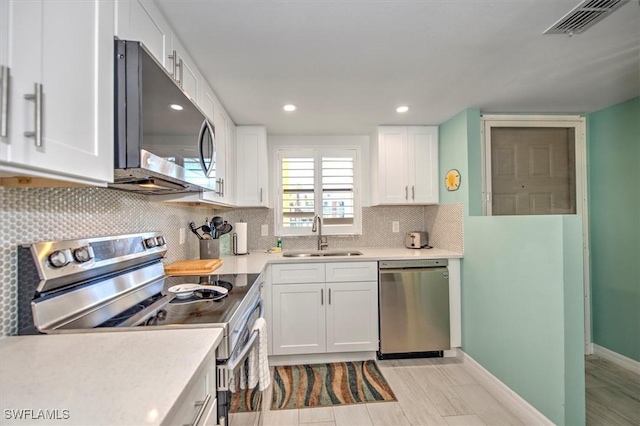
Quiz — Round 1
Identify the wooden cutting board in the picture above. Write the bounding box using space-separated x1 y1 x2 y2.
164 259 223 276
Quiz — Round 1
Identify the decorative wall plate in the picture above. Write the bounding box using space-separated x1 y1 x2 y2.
445 169 461 191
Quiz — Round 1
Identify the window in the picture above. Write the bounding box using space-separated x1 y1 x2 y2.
276 148 360 236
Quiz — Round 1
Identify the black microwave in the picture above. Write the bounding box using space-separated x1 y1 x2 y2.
111 39 217 194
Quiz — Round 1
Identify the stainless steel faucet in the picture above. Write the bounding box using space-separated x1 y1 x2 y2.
312 214 328 250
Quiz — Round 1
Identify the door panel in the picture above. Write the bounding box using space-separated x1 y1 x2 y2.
326 281 378 352
272 284 326 355
491 127 576 215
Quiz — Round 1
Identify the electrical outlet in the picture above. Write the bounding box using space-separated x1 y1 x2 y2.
179 228 186 245
261 224 269 236
392 221 400 233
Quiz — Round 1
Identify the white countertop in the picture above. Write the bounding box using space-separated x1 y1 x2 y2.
0 328 223 426
214 247 463 275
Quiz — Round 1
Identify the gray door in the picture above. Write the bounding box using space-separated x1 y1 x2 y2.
491 127 576 215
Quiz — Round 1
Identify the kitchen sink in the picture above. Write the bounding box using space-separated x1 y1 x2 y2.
282 250 363 258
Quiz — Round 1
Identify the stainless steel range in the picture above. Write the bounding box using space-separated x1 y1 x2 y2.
17 232 263 425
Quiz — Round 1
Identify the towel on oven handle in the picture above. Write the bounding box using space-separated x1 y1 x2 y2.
247 317 270 391
227 317 270 392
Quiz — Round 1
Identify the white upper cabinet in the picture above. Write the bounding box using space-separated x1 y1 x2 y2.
371 126 439 205
168 35 201 103
0 0 114 185
115 0 172 72
236 126 269 207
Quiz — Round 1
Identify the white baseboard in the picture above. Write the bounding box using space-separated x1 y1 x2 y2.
458 350 553 426
592 344 640 374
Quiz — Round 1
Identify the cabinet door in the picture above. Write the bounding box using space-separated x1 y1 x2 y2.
326 281 379 353
409 126 439 204
376 127 409 204
2 0 39 165
115 0 172 71
225 118 237 204
236 126 269 207
170 35 201 102
272 283 326 355
3 0 114 184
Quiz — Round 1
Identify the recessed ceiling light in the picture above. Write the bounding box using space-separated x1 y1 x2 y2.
283 104 297 112
169 104 184 111
396 106 409 113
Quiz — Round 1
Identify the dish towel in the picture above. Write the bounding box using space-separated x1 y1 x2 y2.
246 317 270 391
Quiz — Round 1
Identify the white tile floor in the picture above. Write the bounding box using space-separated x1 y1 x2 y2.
230 357 535 426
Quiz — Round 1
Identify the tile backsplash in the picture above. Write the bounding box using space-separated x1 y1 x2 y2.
0 186 203 337
219 204 463 253
0 184 463 337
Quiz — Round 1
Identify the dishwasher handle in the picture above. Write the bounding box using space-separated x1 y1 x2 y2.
379 266 449 275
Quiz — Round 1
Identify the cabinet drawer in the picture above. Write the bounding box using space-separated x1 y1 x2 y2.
326 262 378 283
272 263 325 284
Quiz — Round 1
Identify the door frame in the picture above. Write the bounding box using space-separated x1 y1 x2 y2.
481 114 592 354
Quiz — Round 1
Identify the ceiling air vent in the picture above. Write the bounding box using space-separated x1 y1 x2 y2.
544 0 630 35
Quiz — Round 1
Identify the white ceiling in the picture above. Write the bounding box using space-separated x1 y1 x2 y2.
155 0 640 135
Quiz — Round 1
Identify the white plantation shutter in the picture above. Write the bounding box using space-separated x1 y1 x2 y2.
277 148 360 236
322 157 354 226
281 156 315 228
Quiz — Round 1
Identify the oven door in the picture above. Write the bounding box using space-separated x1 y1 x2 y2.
217 296 264 425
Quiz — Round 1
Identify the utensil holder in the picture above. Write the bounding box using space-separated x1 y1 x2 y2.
199 239 220 259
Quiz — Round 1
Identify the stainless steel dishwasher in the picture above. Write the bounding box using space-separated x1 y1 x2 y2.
378 259 450 359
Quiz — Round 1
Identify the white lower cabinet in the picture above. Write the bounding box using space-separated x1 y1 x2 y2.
272 283 326 355
271 261 378 356
165 357 217 426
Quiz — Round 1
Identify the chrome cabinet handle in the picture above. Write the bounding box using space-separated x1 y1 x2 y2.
168 50 178 81
1 66 8 138
220 178 224 197
412 185 415 200
190 393 212 426
24 83 43 147
329 288 331 305
177 58 184 88
405 186 408 200
259 187 263 203
321 288 324 305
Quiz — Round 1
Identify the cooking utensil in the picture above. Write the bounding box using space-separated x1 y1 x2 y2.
216 222 233 236
201 224 213 237
189 221 203 240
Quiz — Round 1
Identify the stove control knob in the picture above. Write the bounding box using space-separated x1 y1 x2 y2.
156 309 167 321
144 237 157 249
48 250 70 268
73 246 93 263
156 236 165 246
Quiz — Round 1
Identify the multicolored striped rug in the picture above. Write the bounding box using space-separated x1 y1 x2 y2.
271 360 396 410
230 387 262 413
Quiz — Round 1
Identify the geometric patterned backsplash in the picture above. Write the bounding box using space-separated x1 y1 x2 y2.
0 185 463 337
0 186 203 337
220 204 463 253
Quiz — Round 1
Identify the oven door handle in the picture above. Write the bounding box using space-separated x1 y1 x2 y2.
227 299 263 371
227 326 260 372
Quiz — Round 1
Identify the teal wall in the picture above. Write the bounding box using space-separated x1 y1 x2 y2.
439 109 470 210
563 216 587 426
440 109 586 425
587 97 640 362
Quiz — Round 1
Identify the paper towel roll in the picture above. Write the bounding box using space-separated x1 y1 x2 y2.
233 222 248 255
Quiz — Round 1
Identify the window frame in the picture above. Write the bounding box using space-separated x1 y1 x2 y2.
481 114 587 217
274 146 362 237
